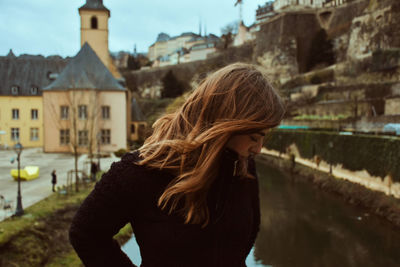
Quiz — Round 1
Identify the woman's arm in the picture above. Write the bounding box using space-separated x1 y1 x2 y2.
69 154 140 267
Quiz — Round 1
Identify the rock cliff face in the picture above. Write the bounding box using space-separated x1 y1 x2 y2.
251 0 400 132
254 0 400 79
123 0 400 133
347 1 400 60
254 0 373 81
255 12 321 83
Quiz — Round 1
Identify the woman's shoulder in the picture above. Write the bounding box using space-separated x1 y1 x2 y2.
96 151 173 196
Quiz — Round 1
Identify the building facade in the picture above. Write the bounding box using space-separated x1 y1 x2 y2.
148 32 222 65
233 21 256 47
0 51 68 148
273 0 348 10
43 43 127 153
150 33 221 66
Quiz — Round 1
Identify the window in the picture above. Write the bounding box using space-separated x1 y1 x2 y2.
11 86 19 95
30 128 39 141
91 16 98 29
101 129 111 145
78 130 88 146
12 109 19 120
60 106 69 120
31 109 38 120
11 128 19 141
60 129 70 145
47 72 58 81
131 124 135 134
78 105 87 120
30 87 38 95
101 106 110 119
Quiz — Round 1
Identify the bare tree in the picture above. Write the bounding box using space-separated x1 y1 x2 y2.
220 21 239 50
45 89 103 192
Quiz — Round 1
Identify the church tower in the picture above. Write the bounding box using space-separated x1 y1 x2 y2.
78 0 110 70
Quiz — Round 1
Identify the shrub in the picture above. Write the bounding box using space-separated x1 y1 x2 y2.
161 70 186 98
114 148 128 158
265 130 400 182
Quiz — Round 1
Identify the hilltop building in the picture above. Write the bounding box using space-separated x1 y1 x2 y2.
256 1 276 24
273 0 350 11
148 32 199 62
148 32 221 67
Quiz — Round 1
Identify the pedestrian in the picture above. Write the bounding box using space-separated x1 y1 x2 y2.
90 162 98 181
69 63 285 267
51 170 57 192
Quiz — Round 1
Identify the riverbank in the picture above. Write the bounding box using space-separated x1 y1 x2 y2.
0 182 133 267
257 152 400 229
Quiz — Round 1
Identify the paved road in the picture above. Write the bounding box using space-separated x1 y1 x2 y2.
0 148 119 221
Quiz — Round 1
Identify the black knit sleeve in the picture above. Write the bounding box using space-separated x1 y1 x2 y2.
69 153 141 267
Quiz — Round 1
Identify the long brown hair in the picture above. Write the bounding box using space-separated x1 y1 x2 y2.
139 63 285 226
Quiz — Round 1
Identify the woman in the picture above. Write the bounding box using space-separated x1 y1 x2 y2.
69 63 285 267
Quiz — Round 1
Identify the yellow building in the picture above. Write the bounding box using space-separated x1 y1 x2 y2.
0 96 42 148
0 51 67 148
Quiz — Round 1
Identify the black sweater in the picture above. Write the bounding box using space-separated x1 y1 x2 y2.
69 150 260 267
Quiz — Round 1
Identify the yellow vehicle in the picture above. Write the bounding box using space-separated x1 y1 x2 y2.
11 166 40 181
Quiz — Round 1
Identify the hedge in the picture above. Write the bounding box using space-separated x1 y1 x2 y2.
265 130 400 182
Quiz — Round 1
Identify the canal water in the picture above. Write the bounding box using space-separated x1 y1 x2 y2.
122 159 400 266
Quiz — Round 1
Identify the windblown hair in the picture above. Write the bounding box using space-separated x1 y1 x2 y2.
138 63 285 226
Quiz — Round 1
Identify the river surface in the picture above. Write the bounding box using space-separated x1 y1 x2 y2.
122 159 400 266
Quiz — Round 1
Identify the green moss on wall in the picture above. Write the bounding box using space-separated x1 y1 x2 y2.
265 130 400 182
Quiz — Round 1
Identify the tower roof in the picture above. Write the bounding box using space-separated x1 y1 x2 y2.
79 0 110 15
44 43 124 91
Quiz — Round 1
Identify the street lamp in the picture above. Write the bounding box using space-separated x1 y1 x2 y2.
13 142 24 216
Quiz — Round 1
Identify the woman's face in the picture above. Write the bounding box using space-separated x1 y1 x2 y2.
225 129 268 158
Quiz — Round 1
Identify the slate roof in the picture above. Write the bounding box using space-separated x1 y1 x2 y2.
0 53 68 96
170 32 199 40
79 0 110 15
180 32 198 37
44 43 125 91
131 98 145 121
156 33 171 42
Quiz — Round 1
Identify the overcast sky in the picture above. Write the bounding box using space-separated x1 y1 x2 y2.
0 0 268 58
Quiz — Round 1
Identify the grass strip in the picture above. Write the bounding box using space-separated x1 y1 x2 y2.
0 182 134 267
